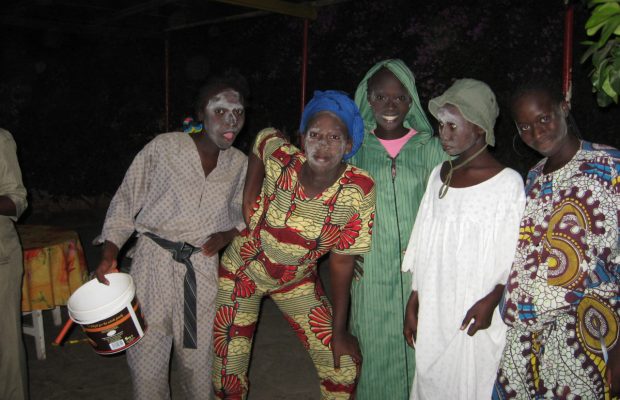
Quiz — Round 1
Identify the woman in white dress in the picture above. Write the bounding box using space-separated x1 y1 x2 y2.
402 79 525 399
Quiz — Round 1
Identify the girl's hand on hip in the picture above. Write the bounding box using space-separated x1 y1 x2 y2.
331 331 362 369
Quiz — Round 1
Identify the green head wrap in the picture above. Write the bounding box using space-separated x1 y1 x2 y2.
428 79 498 146
354 59 434 137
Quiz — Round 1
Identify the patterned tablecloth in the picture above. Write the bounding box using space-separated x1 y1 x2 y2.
17 225 89 312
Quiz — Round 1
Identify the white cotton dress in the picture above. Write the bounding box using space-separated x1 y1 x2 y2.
402 165 525 400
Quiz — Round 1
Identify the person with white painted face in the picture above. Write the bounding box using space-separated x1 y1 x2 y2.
95 72 249 400
401 79 525 399
212 90 376 399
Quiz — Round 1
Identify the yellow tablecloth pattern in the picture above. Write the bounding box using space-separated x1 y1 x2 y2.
17 225 89 312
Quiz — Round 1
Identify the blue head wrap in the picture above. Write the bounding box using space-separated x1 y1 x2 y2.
299 90 364 160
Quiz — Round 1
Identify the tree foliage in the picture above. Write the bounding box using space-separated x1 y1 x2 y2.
581 0 620 106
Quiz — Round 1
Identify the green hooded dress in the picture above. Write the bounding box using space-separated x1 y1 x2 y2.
349 59 448 400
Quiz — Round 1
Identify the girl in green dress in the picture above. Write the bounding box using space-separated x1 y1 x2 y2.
349 59 448 400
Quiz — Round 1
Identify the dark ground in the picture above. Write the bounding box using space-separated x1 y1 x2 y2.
21 209 321 400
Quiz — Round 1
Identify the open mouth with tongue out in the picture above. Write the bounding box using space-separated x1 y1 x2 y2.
223 131 235 141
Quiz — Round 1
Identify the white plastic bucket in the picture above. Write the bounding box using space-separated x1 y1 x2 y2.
67 273 147 355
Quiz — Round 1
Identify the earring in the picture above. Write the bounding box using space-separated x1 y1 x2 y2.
512 134 524 157
567 113 583 139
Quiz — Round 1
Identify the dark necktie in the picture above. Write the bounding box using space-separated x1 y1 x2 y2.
143 232 200 349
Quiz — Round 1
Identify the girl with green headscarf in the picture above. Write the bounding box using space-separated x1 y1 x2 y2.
402 79 525 399
349 59 448 399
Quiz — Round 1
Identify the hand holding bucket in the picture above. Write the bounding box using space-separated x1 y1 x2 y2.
95 241 121 285
66 273 147 355
53 269 119 346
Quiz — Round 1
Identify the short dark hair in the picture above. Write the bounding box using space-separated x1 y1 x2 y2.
195 69 250 116
510 79 564 117
510 78 582 138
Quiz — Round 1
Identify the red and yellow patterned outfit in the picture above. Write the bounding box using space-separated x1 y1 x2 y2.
212 128 376 399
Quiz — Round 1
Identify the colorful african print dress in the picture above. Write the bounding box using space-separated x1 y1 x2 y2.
213 128 376 400
495 141 620 400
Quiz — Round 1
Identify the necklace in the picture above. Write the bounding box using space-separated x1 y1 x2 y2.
438 144 488 199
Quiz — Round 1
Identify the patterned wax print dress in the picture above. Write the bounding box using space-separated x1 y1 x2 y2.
213 128 376 400
495 141 620 400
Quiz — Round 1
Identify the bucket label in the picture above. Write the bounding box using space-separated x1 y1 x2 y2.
80 297 147 355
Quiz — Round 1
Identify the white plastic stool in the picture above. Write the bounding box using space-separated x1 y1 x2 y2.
22 306 62 360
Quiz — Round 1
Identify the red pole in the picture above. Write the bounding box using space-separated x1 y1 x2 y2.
562 3 574 105
301 19 309 118
165 37 170 131
53 319 74 346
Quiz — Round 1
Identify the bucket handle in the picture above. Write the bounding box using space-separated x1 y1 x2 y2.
53 319 74 346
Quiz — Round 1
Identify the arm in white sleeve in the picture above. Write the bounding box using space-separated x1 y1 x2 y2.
99 144 154 249
402 174 435 291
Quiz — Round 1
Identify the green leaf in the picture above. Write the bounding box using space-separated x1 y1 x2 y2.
592 50 602 66
592 76 600 89
611 40 620 57
596 89 614 106
587 21 607 36
589 2 620 19
613 49 620 67
609 69 620 92
592 42 613 65
602 77 619 101
598 58 611 74
591 58 609 88
591 67 598 85
585 1 620 106
586 2 620 34
598 63 619 101
597 15 620 46
581 43 599 63
588 0 620 6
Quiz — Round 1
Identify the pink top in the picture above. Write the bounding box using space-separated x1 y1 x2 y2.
375 128 417 158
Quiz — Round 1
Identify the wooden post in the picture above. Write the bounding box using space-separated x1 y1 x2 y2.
301 19 309 117
165 36 170 131
562 3 574 105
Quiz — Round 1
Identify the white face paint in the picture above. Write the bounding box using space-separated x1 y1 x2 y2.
436 107 460 128
305 127 347 160
302 112 350 175
435 104 481 156
203 89 245 149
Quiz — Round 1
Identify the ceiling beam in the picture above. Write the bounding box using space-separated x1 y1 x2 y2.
210 0 317 20
90 0 178 27
166 9 269 32
0 15 160 38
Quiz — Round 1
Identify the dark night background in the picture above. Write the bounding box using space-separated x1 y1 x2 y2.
1 0 618 207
